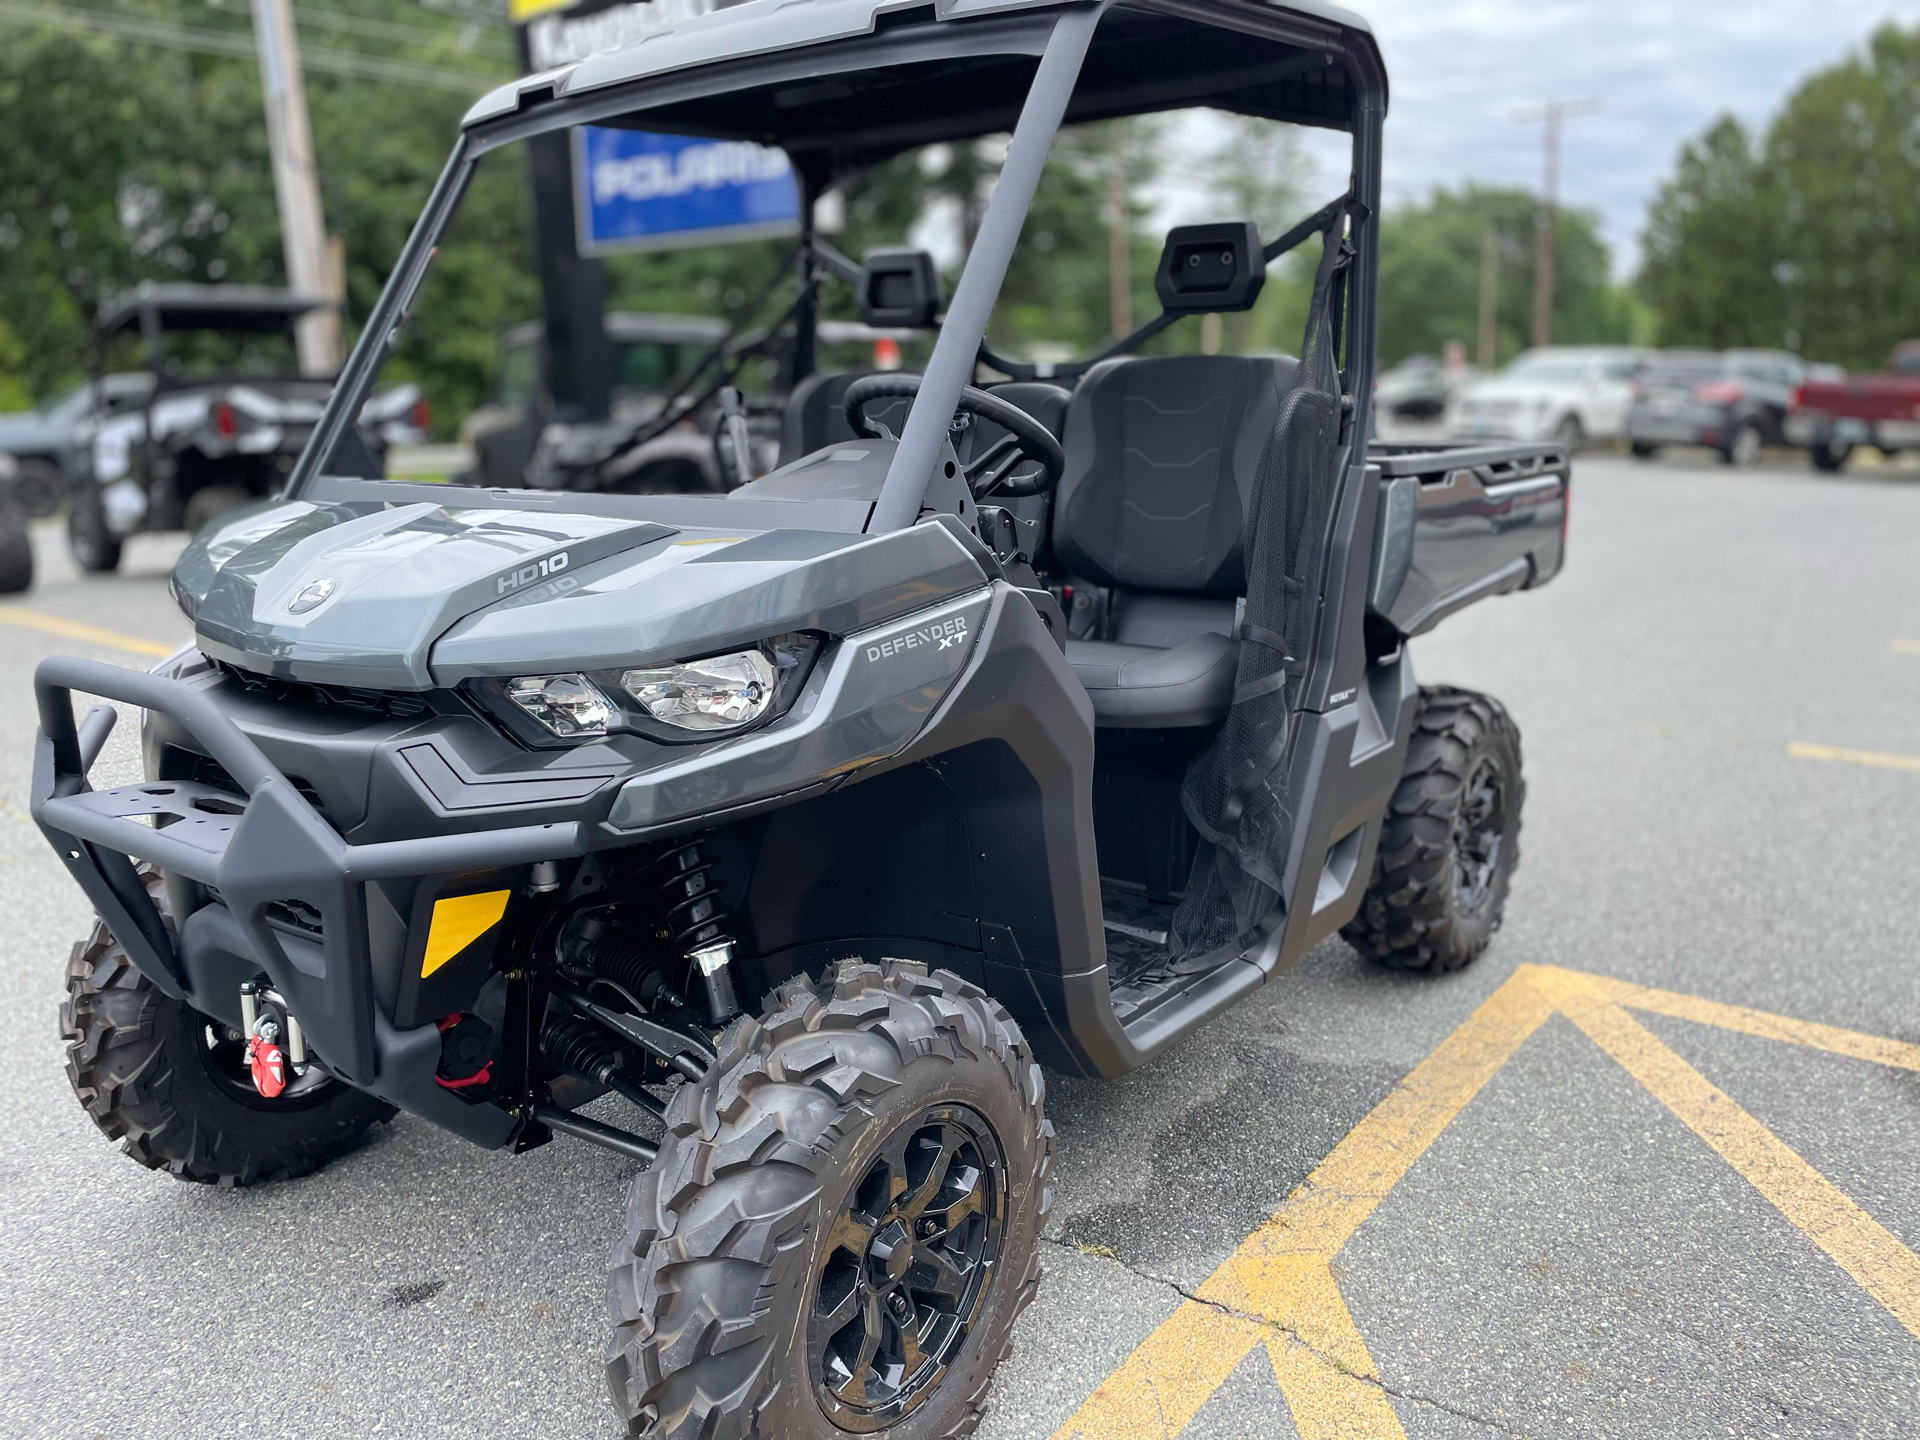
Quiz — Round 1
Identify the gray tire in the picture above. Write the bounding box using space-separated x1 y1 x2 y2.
1343 686 1524 974
1724 421 1763 468
61 870 394 1186
16 457 66 518
607 958 1053 1440
1811 439 1851 472
0 517 32 594
68 487 122 573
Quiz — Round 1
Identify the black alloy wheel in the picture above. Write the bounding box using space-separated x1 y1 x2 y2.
1342 686 1525 974
808 1106 1007 1431
1450 755 1508 915
607 959 1052 1440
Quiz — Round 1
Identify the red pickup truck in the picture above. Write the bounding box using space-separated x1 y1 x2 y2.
1787 341 1920 471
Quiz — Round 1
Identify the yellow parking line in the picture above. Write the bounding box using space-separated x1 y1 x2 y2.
0 606 174 658
1049 965 1920 1439
1787 741 1920 772
1584 973 1920 1073
1535 966 1920 1339
1891 639 1920 655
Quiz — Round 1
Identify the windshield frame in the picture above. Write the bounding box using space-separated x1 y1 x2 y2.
290 0 1384 531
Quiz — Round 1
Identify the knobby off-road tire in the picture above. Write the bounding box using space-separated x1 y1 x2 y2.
607 959 1054 1440
68 487 122 573
0 516 33 594
1343 686 1524 974
61 870 395 1186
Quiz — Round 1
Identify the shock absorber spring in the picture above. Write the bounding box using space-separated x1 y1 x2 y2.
653 841 739 1023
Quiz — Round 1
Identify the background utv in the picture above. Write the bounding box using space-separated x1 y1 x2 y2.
34 3 1568 1437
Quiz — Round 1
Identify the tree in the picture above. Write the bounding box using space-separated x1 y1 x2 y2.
1376 186 1631 369
1638 21 1920 366
1638 117 1785 348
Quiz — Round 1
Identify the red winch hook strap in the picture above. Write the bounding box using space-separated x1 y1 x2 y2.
246 1033 287 1098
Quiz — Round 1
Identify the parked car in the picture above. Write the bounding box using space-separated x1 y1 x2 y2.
1449 345 1651 446
67 283 425 573
1374 351 1476 423
1786 340 1920 471
1626 348 1804 466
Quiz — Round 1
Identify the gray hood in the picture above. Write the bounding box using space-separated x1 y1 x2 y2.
177 499 676 688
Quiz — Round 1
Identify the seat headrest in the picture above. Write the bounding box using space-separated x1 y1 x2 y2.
1051 354 1297 597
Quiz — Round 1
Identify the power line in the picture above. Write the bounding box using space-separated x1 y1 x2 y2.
0 1 500 92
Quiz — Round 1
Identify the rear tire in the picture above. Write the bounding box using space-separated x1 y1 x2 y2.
607 958 1053 1440
68 487 123 573
1629 440 1657 459
1551 414 1584 450
16 457 66 518
1811 440 1852 473
1343 686 1524 974
0 517 32 593
1724 421 1763 468
61 871 395 1186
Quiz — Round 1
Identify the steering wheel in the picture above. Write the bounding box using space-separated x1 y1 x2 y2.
842 374 1065 498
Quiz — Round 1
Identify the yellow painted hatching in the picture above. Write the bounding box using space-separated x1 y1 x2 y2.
1049 965 1920 1440
420 890 511 978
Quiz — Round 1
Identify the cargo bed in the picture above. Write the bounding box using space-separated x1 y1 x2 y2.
1365 439 1570 639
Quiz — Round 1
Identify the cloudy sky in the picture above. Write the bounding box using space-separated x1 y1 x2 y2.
1270 0 1920 277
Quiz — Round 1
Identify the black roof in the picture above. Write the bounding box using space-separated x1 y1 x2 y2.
96 283 334 338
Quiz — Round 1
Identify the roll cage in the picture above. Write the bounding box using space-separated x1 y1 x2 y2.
292 0 1386 528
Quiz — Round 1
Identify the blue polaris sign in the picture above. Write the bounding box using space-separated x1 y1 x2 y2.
573 126 801 256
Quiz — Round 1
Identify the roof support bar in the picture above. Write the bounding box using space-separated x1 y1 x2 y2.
869 0 1108 534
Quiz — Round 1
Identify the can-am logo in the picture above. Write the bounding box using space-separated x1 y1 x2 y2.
497 552 569 596
866 615 969 662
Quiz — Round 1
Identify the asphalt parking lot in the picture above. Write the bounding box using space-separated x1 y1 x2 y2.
1 447 1917 1439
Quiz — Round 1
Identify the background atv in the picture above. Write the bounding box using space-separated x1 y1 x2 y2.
66 283 426 572
33 4 1567 1437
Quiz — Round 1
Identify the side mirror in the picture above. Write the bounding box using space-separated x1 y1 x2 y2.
858 248 942 329
1154 222 1266 314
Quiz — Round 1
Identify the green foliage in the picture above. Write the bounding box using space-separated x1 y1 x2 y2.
0 0 510 420
1640 22 1920 367
1377 186 1632 368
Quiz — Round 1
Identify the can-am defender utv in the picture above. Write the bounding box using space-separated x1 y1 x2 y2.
33 3 1568 1436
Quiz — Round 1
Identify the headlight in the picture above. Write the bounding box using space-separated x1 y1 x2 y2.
483 633 820 746
621 650 775 732
505 673 615 737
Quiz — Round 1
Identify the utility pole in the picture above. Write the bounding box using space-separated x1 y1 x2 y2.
1511 98 1600 349
251 0 339 374
1108 126 1132 338
1476 226 1500 369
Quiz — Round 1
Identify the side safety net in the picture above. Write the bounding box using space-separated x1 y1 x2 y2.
1170 211 1353 968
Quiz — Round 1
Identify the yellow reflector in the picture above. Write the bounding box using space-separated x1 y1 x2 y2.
421 890 511 978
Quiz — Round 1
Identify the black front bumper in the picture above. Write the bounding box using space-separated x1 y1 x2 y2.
32 656 585 1146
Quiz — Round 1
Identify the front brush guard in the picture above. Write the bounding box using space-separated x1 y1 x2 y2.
32 656 584 1097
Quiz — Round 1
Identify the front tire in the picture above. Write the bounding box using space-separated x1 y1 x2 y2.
1550 414 1584 450
68 487 123 573
1629 439 1658 459
61 876 395 1186
1343 686 1524 974
607 959 1053 1440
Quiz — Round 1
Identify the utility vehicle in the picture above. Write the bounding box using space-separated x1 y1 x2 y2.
65 283 426 573
35 4 1568 1437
